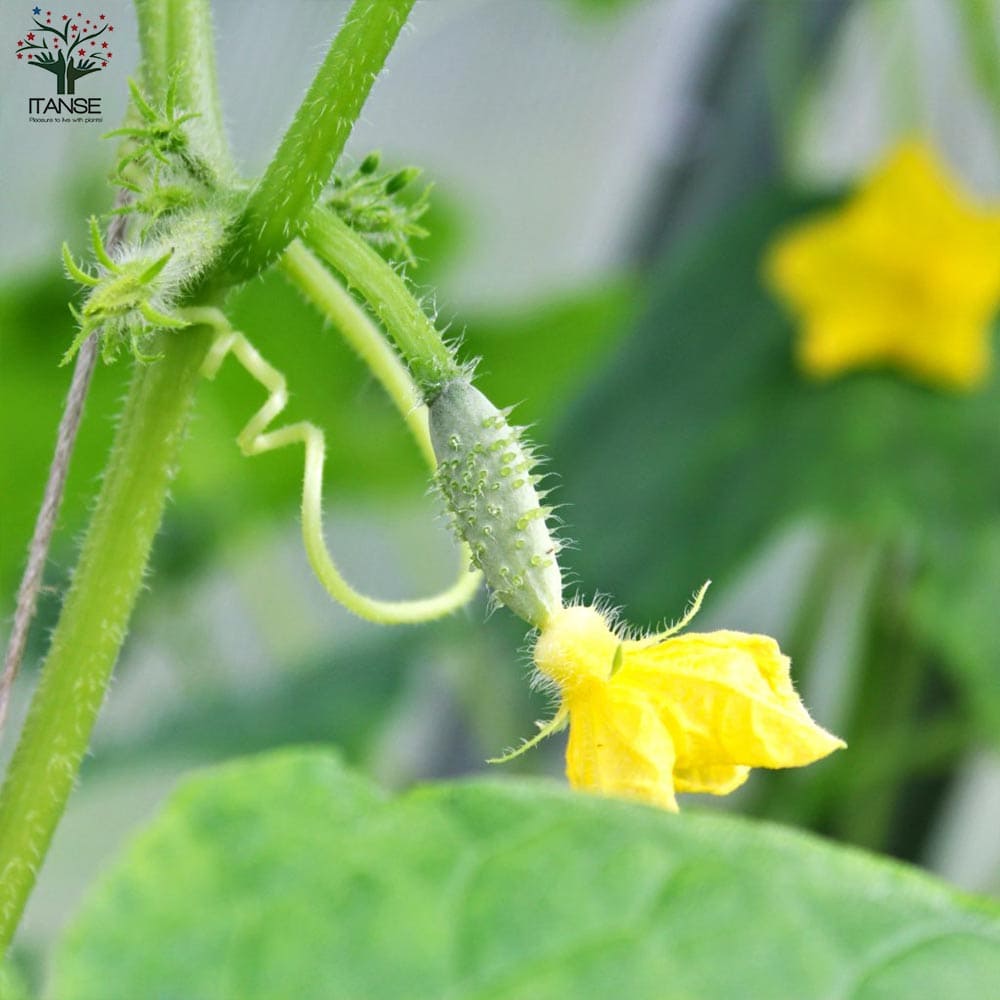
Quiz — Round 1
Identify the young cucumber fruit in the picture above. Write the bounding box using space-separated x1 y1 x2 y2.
429 379 562 627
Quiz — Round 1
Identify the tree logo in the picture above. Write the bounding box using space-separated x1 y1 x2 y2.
15 7 115 95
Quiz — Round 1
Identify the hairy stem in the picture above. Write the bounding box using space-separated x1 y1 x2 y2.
134 0 232 172
0 343 97 737
303 206 462 394
0 200 133 737
0 328 211 950
226 0 415 281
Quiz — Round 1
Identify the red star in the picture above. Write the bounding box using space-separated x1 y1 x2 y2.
101 41 107 47
26 32 35 39
108 25 113 31
106 51 111 56
99 14 105 19
17 39 23 45
27 53 32 58
62 13 67 19
17 53 22 59
77 11 82 16
77 48 84 55
101 60 106 66
46 18 50 23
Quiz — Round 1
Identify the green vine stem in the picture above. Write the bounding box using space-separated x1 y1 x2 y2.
303 206 463 394
226 0 415 282
134 0 232 172
0 328 212 949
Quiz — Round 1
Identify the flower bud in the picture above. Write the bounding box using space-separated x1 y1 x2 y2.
385 167 421 195
359 151 381 175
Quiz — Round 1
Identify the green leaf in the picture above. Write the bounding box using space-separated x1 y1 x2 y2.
52 748 1000 999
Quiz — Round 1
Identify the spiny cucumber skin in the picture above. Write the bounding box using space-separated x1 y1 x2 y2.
429 379 562 628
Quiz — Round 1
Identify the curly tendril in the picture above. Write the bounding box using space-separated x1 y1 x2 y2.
184 305 481 624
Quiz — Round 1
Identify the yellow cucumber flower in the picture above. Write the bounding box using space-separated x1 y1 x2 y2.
766 140 1000 390
505 589 844 811
428 379 842 810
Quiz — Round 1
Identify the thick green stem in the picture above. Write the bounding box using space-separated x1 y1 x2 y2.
0 328 211 950
226 0 415 281
134 0 232 172
303 206 462 394
134 0 169 97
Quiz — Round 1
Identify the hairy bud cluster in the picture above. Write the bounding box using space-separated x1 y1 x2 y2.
62 208 228 364
325 150 430 267
61 77 236 365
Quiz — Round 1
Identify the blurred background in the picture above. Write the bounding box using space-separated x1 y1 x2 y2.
2 0 999 984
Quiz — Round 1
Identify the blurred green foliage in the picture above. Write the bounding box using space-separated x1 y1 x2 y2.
570 0 640 13
89 630 423 771
554 186 1000 753
51 749 1000 999
0 959 28 1000
956 0 1000 119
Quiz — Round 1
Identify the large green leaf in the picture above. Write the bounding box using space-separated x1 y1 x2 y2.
51 748 1000 999
551 188 1000 735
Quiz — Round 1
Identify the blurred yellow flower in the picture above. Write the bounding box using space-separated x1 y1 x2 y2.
525 600 844 811
766 141 1000 390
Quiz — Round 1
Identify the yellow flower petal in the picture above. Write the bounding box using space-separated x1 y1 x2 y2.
618 631 845 771
530 605 845 811
765 139 1000 391
564 678 679 812
673 763 750 795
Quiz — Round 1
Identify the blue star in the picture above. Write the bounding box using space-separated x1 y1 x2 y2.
32 6 41 14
